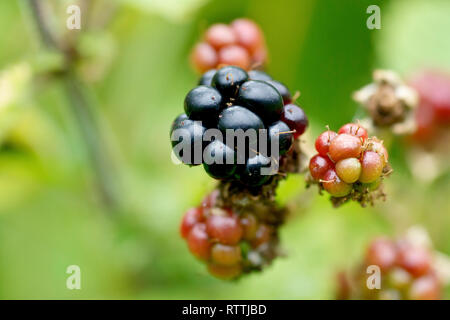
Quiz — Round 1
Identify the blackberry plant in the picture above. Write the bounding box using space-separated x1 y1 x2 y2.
171 65 308 279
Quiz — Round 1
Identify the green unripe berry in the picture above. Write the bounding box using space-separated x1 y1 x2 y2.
335 158 361 183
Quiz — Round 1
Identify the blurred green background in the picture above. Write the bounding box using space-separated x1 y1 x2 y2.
0 0 449 299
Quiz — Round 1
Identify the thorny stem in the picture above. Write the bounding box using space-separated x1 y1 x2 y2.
27 0 120 211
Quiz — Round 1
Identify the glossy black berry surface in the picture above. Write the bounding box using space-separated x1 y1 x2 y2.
171 120 207 166
237 80 283 123
170 65 308 187
248 70 272 82
238 154 272 187
198 69 216 86
266 80 291 105
203 140 237 179
170 113 189 136
268 120 293 155
184 86 222 125
212 66 248 99
218 106 265 133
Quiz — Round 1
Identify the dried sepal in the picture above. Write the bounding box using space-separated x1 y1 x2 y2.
353 69 419 134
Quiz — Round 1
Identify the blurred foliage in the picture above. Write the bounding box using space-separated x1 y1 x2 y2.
377 0 450 75
0 0 448 299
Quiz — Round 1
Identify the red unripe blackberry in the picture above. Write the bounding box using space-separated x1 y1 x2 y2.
335 157 361 184
310 127 390 204
231 18 264 55
321 169 352 197
338 123 368 142
208 263 242 280
397 244 432 278
240 213 259 241
251 224 272 248
187 223 211 261
328 133 362 162
408 274 441 300
410 71 450 123
315 130 338 156
191 19 267 73
206 212 243 245
365 237 397 271
409 71 450 143
413 101 436 142
180 207 203 239
211 243 242 266
205 24 237 49
179 189 285 280
191 43 218 73
359 151 384 183
309 154 334 181
217 45 251 70
340 234 442 300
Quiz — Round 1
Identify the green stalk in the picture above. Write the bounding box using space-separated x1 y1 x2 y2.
27 0 120 211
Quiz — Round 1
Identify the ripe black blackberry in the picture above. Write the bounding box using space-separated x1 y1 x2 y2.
170 65 308 187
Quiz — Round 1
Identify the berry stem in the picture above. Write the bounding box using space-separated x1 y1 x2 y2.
276 130 296 135
27 0 121 212
27 0 60 49
291 91 301 103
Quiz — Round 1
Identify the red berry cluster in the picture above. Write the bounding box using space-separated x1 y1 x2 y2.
309 123 389 202
338 237 441 300
410 71 450 143
191 19 267 73
180 191 278 279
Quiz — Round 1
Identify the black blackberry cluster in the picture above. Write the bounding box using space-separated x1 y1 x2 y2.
170 66 308 187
